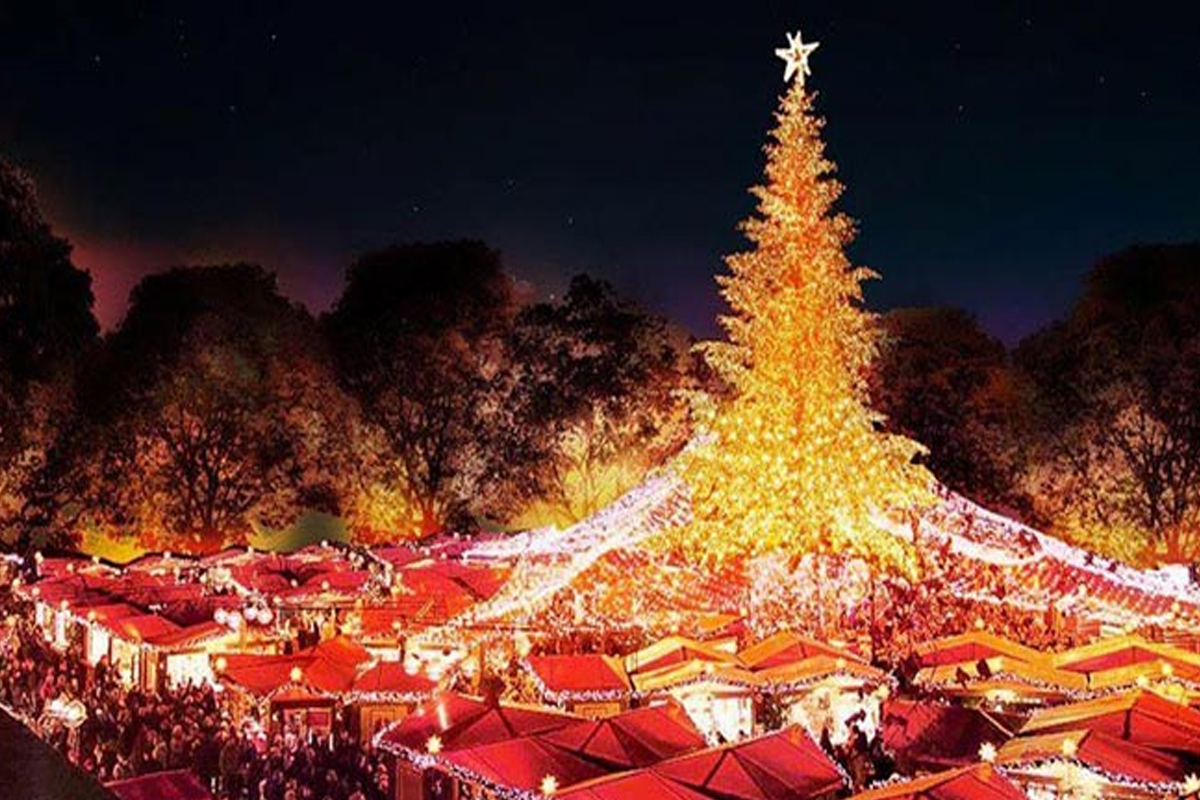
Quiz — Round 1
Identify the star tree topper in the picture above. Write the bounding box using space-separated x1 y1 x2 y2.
775 30 819 85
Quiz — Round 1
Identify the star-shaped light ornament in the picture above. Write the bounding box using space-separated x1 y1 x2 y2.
775 30 820 85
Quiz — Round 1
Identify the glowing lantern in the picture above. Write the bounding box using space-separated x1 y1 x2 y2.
289 666 303 683
426 735 442 754
541 775 559 795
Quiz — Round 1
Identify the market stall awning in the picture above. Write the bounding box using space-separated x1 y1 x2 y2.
914 632 1047 669
525 654 631 699
558 770 717 800
348 660 437 701
915 656 1087 699
107 769 214 800
881 699 1020 772
654 726 845 800
847 765 1027 800
1019 690 1200 756
740 632 861 670
997 728 1188 785
1087 658 1200 694
376 692 579 755
625 636 738 675
218 635 371 697
442 736 612 792
631 659 760 695
147 621 231 650
754 654 888 694
107 614 181 642
1052 635 1200 676
538 702 707 770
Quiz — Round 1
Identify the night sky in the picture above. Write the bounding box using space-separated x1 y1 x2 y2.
2 2 1197 343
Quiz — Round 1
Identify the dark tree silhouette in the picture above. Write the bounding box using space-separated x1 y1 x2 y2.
872 307 1025 515
0 157 98 549
1017 244 1200 562
325 240 517 531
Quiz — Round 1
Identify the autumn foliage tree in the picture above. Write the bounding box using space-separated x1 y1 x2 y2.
672 63 930 571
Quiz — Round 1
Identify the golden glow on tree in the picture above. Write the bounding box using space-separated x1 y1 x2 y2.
671 55 931 573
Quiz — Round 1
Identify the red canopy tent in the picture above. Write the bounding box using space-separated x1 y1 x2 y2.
538 702 707 770
881 699 1020 772
846 765 1027 800
654 726 845 800
1020 690 1200 757
106 770 213 800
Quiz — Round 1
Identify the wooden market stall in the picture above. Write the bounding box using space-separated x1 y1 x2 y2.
653 725 847 800
996 728 1188 800
523 654 633 717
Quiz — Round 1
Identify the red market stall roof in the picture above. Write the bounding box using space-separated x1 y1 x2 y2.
997 728 1188 785
915 657 1088 698
106 769 214 800
377 692 579 755
219 636 371 697
846 765 1028 800
1052 635 1200 675
442 736 612 793
1019 690 1200 756
105 614 181 642
632 659 760 696
754 654 888 694
654 726 845 800
739 632 861 671
525 654 631 699
349 660 437 701
1087 658 1200 693
146 620 231 650
558 770 717 800
881 699 1020 772
625 636 738 675
24 575 114 606
914 632 1047 669
77 602 144 624
538 702 707 770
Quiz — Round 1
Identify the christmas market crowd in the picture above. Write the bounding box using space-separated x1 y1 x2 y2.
0 595 388 800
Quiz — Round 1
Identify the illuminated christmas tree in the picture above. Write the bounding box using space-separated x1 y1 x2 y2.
674 31 932 573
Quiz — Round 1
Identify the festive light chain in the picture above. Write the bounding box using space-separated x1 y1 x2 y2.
996 758 1188 794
